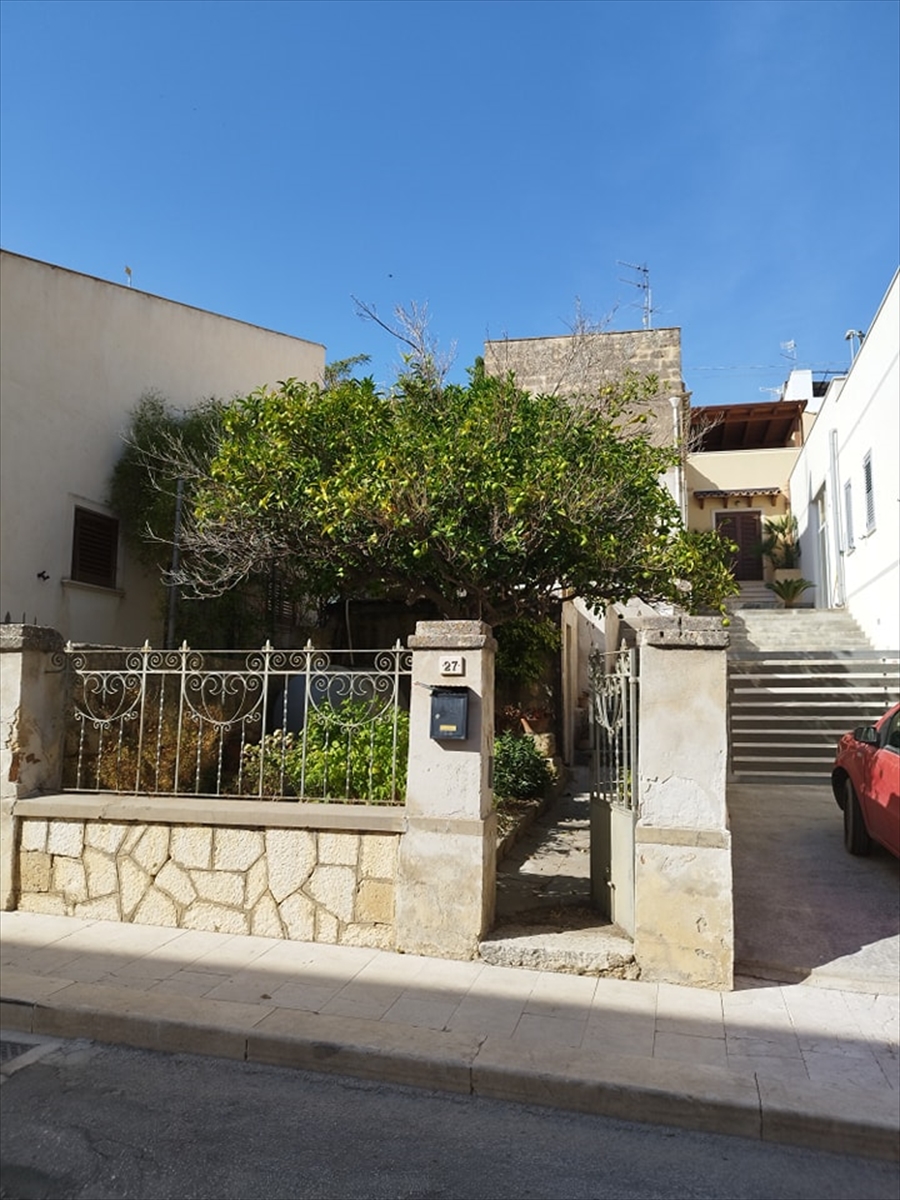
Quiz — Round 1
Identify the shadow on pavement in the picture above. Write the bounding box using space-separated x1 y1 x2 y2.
729 782 899 991
490 773 899 993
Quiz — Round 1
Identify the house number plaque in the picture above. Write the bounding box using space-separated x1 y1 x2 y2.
439 655 465 676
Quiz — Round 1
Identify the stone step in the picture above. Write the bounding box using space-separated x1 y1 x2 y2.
478 922 637 977
729 643 872 653
726 608 875 654
726 630 898 781
729 627 870 634
728 628 871 638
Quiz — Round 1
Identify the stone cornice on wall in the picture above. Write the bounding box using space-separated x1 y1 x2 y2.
13 793 406 833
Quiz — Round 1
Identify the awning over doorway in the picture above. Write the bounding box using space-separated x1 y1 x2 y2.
694 487 782 509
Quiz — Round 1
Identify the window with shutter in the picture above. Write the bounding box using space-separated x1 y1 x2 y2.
863 452 875 532
71 507 119 588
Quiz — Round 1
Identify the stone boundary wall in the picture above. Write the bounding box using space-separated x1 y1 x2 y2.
2 621 499 962
16 802 401 949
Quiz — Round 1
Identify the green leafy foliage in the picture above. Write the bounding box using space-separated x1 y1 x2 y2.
108 392 225 568
765 577 815 605
493 731 554 800
322 353 372 388
182 366 737 624
760 515 801 569
238 699 409 803
495 617 562 686
108 393 299 647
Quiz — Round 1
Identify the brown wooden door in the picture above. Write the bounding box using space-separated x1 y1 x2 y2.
715 511 762 581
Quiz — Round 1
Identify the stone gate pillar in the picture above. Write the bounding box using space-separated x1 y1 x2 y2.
395 620 497 959
633 616 733 989
1 625 67 910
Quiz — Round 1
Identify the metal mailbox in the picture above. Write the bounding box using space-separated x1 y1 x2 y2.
430 686 469 741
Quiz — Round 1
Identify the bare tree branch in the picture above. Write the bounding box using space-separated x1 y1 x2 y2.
353 296 456 390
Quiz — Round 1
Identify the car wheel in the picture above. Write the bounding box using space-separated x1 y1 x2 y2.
843 778 871 856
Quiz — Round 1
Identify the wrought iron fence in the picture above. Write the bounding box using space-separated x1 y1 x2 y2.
62 641 412 804
589 647 639 809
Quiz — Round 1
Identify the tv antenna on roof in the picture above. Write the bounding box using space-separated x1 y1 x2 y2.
617 261 654 329
844 328 865 364
780 339 797 362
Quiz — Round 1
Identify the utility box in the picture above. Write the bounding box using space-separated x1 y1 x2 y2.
430 686 469 741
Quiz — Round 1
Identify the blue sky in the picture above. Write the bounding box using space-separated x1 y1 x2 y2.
1 0 898 405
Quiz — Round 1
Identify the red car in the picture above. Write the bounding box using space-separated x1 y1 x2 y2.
832 702 900 858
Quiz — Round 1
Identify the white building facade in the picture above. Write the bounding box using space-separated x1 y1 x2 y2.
788 270 899 651
0 251 325 646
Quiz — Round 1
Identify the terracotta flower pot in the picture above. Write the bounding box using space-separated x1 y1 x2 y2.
520 715 551 735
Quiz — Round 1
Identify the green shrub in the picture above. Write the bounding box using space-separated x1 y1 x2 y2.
760 514 801 569
239 698 409 803
764 577 815 605
493 730 554 800
495 617 561 686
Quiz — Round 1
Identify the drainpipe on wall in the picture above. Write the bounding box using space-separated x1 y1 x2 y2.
670 396 686 522
828 429 846 608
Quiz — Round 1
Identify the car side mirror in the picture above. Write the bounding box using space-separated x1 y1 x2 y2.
853 726 879 746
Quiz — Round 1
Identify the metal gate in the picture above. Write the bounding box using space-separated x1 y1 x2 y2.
588 647 638 936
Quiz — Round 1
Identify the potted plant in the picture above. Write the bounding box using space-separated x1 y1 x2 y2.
495 617 559 737
765 577 815 608
518 703 554 736
761 515 802 582
499 700 553 736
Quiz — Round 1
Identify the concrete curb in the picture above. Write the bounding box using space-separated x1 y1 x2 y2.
2 985 897 1163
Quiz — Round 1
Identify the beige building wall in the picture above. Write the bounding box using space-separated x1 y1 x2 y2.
0 252 325 646
687 448 798 528
686 447 799 590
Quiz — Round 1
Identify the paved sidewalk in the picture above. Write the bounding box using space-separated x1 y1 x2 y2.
2 911 898 1161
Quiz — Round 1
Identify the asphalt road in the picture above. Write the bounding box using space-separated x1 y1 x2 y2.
1 1036 897 1200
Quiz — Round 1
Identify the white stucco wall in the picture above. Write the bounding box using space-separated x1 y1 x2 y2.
0 252 325 646
788 270 899 650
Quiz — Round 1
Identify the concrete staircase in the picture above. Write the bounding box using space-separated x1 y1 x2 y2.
728 580 775 610
727 608 900 782
726 607 874 654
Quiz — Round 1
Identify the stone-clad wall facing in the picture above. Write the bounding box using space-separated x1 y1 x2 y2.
17 818 399 949
484 328 684 396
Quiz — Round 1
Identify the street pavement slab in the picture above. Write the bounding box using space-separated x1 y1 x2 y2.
3 775 898 1161
2 909 898 1162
